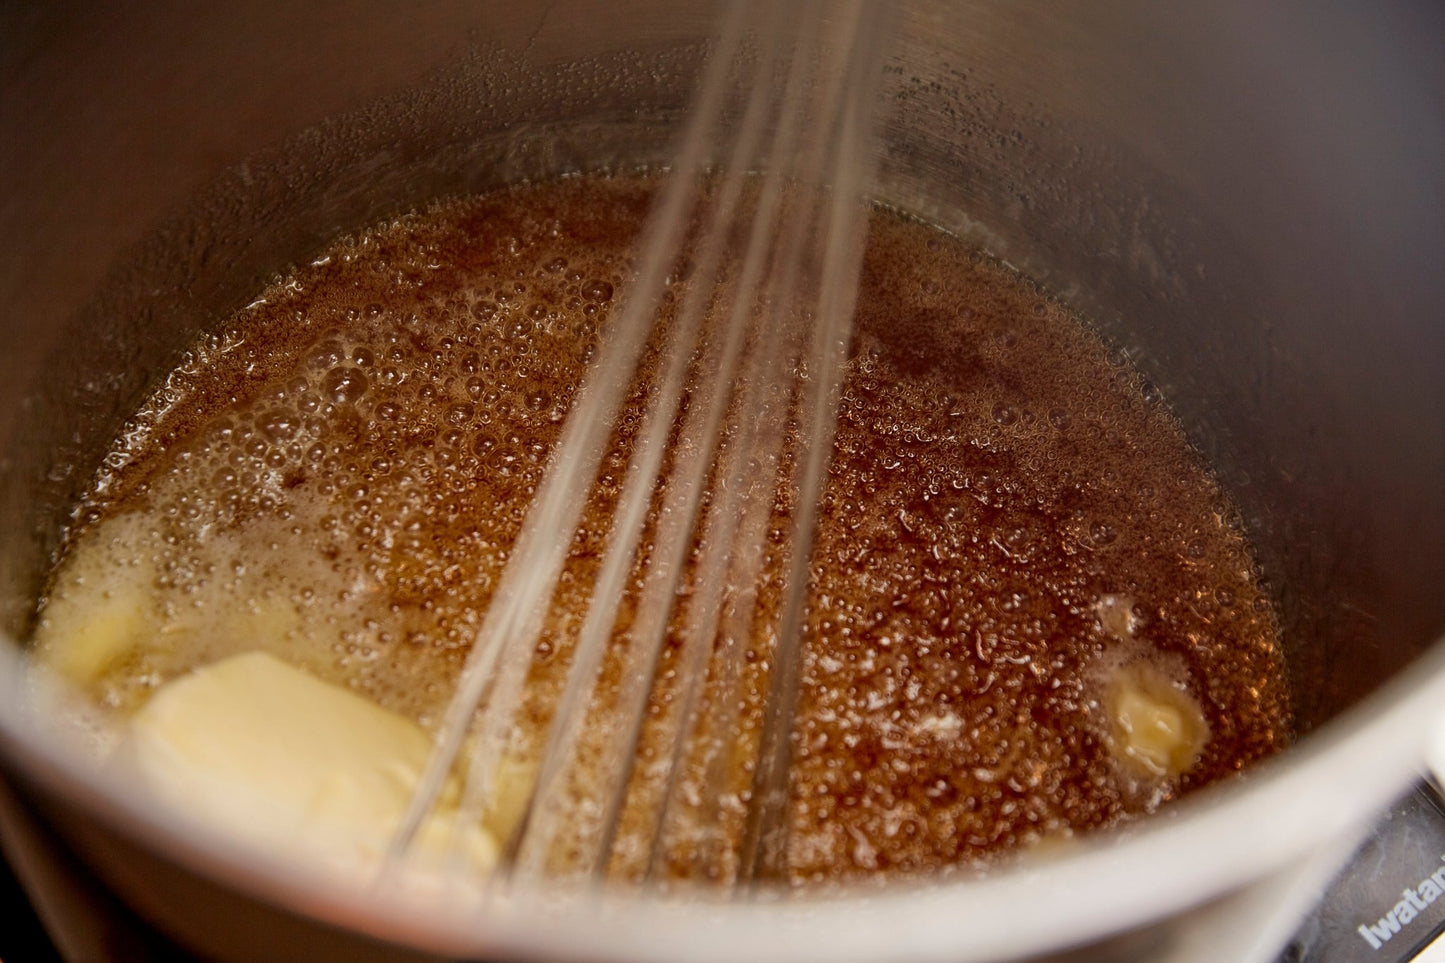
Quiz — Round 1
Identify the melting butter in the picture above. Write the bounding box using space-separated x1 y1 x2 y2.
30 515 160 685
125 650 497 875
1105 662 1208 779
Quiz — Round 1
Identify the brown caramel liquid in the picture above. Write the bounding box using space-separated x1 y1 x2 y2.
36 173 1291 886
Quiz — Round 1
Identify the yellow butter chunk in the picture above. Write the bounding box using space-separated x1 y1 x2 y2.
31 517 158 684
36 589 150 684
127 650 497 875
1105 662 1208 779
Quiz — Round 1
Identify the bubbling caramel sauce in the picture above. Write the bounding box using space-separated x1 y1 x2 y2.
32 173 1291 887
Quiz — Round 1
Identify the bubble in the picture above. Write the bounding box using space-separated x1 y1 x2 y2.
323 367 369 404
257 410 298 442
1047 408 1071 431
310 341 346 369
992 404 1019 427
581 279 614 303
1089 521 1117 546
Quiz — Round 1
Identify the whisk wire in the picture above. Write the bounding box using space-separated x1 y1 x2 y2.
505 0 793 881
385 0 756 869
389 0 888 892
740 0 888 885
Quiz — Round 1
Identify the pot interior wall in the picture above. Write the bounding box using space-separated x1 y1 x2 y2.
2 0 1442 793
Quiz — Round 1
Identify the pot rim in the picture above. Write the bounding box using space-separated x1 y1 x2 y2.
0 637 1441 962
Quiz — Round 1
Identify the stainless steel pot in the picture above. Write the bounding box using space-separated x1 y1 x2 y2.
2 2 1443 960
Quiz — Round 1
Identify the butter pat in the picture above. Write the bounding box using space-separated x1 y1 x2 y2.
1105 662 1208 779
32 519 158 685
127 651 497 876
37 588 150 684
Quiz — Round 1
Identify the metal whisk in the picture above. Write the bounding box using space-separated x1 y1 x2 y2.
391 0 890 891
